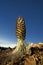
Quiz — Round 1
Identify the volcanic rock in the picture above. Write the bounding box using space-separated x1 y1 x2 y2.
0 44 43 65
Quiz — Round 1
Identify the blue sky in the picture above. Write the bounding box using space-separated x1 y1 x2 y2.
0 0 43 46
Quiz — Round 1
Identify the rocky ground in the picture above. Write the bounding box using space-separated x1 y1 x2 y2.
0 44 43 65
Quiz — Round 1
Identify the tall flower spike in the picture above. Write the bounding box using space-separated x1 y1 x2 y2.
16 17 26 40
13 16 27 54
12 16 32 56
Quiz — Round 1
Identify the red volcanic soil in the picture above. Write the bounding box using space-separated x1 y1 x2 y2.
0 44 43 65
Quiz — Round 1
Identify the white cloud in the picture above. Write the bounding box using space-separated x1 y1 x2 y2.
0 39 16 48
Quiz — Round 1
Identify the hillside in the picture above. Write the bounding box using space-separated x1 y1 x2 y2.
0 44 43 65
